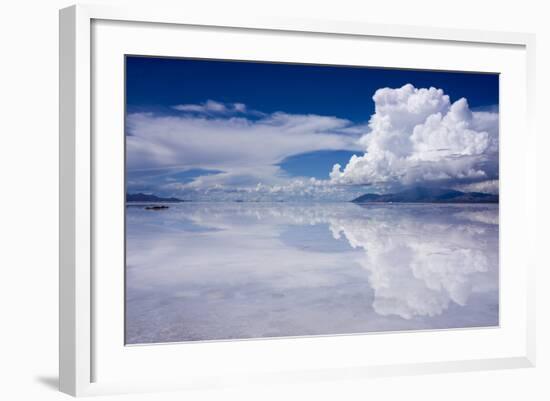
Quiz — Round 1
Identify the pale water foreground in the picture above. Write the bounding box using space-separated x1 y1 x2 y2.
125 202 499 344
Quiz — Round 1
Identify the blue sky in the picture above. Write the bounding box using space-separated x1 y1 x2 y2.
126 56 499 201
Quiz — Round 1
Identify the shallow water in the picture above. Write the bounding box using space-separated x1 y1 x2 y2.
125 202 499 344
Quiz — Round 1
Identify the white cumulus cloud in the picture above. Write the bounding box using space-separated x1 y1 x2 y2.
330 84 498 190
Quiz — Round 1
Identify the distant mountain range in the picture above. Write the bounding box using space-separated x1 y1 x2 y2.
126 193 184 203
351 187 499 204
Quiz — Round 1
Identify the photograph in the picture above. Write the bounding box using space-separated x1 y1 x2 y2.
124 56 499 344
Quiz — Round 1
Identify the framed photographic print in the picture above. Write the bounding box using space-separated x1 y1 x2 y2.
59 4 536 396
124 56 501 344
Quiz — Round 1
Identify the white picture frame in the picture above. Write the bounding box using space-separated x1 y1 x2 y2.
59 3 536 397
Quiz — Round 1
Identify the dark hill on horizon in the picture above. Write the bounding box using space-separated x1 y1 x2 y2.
351 187 498 204
126 193 184 203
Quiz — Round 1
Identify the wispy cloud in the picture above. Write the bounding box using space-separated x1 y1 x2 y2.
127 111 361 168
172 100 255 116
127 103 364 199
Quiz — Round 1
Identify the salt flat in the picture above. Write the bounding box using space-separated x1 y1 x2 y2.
125 202 499 344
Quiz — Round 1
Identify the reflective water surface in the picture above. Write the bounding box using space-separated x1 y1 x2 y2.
125 202 499 344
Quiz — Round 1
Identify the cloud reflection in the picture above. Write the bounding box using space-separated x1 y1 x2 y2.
126 203 498 343
329 206 498 319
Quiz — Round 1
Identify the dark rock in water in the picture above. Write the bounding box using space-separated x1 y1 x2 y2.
127 193 183 203
145 205 170 210
352 187 499 204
